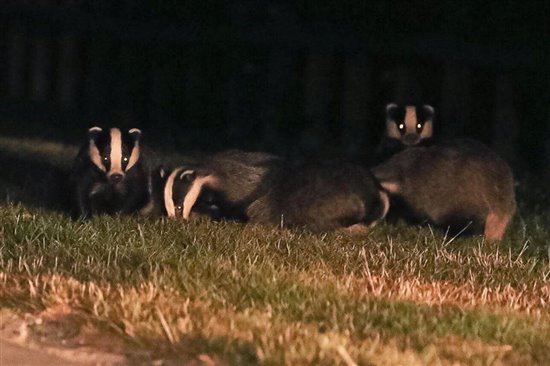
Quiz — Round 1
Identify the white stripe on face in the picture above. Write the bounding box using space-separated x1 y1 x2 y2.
181 175 216 220
182 175 219 220
380 181 400 194
126 142 140 171
420 119 433 138
386 120 401 139
109 128 123 176
404 106 417 131
125 129 141 171
89 140 105 171
164 168 183 217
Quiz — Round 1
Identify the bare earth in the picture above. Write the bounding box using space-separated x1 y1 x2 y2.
0 310 126 366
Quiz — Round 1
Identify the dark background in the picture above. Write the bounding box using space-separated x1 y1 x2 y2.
0 1 549 175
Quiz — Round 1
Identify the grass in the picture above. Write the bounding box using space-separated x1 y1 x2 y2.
0 135 550 365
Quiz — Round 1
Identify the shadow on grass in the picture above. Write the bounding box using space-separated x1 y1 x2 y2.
0 151 72 214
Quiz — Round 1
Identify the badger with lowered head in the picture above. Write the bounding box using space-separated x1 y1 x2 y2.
372 138 516 241
376 103 435 163
69 127 151 219
163 150 389 233
163 149 282 221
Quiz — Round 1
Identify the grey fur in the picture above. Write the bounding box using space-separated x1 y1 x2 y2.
372 139 516 239
169 150 388 232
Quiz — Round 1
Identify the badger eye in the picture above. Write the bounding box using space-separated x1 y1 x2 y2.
123 157 129 162
103 156 110 162
398 123 405 130
176 205 183 212
417 123 422 129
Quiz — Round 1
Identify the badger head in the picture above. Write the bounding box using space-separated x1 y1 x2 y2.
163 167 219 220
385 104 434 147
87 127 142 186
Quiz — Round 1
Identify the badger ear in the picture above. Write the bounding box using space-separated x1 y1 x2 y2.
179 170 196 182
129 128 142 141
422 105 435 118
88 126 102 140
386 103 398 114
385 103 400 119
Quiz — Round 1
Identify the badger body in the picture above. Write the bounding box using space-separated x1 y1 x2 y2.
372 139 516 241
164 151 389 232
376 103 435 163
69 127 150 219
245 161 389 232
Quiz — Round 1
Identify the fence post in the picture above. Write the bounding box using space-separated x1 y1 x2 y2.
390 65 422 104
30 25 53 102
83 38 114 121
341 52 370 157
492 74 520 170
440 62 472 138
57 33 79 109
260 48 295 150
302 51 335 154
7 21 26 99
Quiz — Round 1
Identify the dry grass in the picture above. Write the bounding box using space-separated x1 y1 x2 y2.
0 136 549 365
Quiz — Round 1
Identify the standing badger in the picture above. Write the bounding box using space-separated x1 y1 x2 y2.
372 139 516 241
163 151 389 232
69 127 150 219
376 103 435 163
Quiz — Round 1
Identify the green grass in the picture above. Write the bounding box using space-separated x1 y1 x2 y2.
0 136 549 365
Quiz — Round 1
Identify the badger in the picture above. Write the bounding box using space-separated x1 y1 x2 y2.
376 103 435 163
68 127 151 219
163 151 389 233
163 149 282 221
371 139 516 241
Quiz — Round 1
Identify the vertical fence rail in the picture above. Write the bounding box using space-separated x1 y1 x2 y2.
0 3 541 171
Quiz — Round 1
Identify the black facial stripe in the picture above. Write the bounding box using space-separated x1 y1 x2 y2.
387 105 406 122
394 120 407 135
415 105 433 123
121 133 136 171
91 130 112 172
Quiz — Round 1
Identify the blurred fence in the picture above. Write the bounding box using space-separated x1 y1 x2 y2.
0 2 548 174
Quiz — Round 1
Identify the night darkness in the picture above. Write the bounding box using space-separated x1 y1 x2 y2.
0 1 549 173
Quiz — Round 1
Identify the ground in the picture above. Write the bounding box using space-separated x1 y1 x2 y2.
0 136 549 365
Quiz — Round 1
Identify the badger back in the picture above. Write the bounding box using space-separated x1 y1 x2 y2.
206 150 282 204
86 127 142 179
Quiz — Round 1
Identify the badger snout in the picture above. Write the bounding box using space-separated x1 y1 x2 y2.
109 173 124 184
402 133 421 146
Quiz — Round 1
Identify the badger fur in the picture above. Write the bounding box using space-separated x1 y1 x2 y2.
163 149 282 221
69 127 151 219
376 103 435 163
245 160 390 232
163 150 389 232
371 139 516 241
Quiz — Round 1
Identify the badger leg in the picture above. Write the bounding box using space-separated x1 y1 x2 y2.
484 212 511 241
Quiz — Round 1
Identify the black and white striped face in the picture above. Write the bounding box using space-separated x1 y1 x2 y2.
163 167 220 220
87 127 141 184
385 104 434 146
163 168 198 219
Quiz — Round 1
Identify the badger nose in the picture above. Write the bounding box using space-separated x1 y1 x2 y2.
402 133 421 146
109 173 124 183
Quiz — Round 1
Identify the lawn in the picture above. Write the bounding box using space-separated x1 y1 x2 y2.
0 136 549 365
